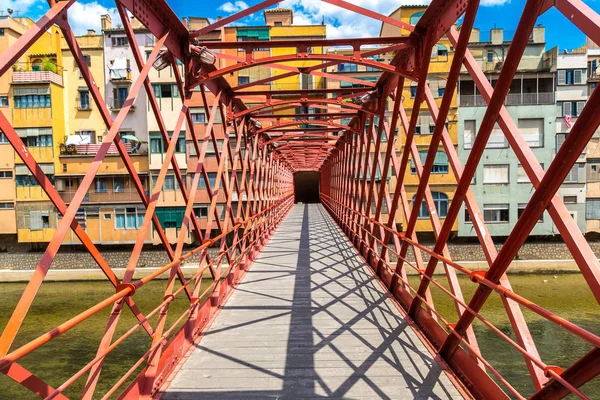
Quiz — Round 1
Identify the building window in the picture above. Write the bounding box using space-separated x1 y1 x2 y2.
518 203 543 222
274 21 283 27
115 207 143 229
337 63 357 72
0 96 8 107
0 171 13 178
0 202 14 209
0 132 8 143
412 192 448 219
238 76 250 86
95 178 107 193
152 83 179 99
24 135 53 147
517 118 543 147
409 11 424 25
29 210 50 230
487 123 507 148
83 54 91 67
517 163 543 183
438 87 445 97
0 29 4 36
113 177 125 193
556 133 566 152
410 85 417 98
586 198 600 220
483 204 509 223
194 206 209 218
78 89 90 110
563 195 578 204
14 94 51 108
487 51 494 62
558 69 586 85
199 172 218 189
152 175 178 191
463 120 476 149
564 163 585 183
111 36 128 47
559 101 586 117
191 109 206 123
483 165 509 184
410 150 449 174
112 86 129 109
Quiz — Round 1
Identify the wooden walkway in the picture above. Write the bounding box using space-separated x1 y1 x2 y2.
162 204 463 399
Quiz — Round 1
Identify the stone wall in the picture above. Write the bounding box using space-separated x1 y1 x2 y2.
392 241 597 264
0 248 221 270
0 241 595 270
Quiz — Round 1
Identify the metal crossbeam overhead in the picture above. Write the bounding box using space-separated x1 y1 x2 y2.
0 0 598 399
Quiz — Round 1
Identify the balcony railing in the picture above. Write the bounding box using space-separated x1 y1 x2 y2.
460 92 554 106
59 189 147 204
12 62 63 86
59 143 148 156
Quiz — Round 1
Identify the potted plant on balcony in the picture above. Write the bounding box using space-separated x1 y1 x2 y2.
59 143 77 155
41 58 57 73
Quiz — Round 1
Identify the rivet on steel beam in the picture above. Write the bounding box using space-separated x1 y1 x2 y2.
469 270 487 283
116 283 136 296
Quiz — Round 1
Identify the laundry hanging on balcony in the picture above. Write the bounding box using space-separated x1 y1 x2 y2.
109 57 129 80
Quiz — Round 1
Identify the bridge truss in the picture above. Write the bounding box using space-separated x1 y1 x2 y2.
0 0 599 398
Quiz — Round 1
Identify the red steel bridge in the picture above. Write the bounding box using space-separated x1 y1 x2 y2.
0 0 600 398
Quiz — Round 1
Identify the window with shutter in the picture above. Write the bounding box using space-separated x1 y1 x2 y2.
30 210 43 230
574 69 583 84
586 198 600 220
576 101 585 116
563 101 572 116
464 120 475 149
558 70 566 85
518 118 543 147
483 165 509 184
487 123 507 148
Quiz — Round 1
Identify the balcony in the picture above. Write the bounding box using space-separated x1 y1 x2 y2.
459 92 554 107
59 143 148 156
11 63 63 86
59 189 147 205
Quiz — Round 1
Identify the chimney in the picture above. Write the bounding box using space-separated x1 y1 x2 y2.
469 27 480 43
490 28 503 45
101 14 111 31
217 16 223 21
87 29 96 36
532 26 545 43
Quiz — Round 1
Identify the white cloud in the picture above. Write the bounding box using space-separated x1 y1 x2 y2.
0 0 121 35
67 2 120 35
218 1 249 14
0 0 42 16
279 0 510 39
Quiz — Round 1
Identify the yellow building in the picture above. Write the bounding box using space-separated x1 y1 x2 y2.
381 6 459 234
266 8 326 97
0 16 30 237
0 17 65 244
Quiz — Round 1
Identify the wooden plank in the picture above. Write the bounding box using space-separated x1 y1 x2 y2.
163 204 463 399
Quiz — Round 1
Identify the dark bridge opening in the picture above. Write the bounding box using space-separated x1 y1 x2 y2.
294 171 320 203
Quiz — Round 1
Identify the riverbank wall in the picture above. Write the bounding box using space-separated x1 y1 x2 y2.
0 259 584 282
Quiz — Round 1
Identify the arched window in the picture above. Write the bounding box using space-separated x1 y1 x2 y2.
412 192 449 219
410 11 424 26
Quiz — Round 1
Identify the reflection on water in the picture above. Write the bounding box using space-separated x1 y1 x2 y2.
0 274 598 399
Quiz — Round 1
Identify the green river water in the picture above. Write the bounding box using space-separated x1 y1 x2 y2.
0 274 598 399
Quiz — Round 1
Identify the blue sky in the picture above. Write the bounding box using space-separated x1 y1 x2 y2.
1 0 597 50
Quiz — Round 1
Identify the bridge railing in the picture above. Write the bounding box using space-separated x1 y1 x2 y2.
321 193 599 399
